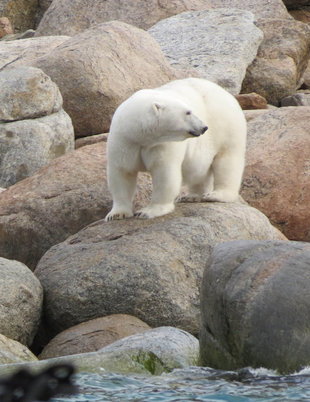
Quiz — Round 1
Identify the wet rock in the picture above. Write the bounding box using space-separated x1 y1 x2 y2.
200 240 310 374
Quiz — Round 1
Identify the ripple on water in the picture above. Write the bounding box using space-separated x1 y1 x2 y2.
52 366 310 402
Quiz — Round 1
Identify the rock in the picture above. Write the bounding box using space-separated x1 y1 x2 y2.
235 93 268 109
0 66 62 121
199 0 292 20
39 314 151 359
149 9 263 95
0 257 43 346
290 8 310 23
97 326 199 374
0 67 74 187
280 90 310 106
1 29 36 41
302 61 310 89
284 0 310 9
0 17 13 38
35 0 211 36
0 111 74 187
0 334 38 364
200 240 310 374
34 201 285 338
243 109 271 122
242 18 310 105
0 0 38 32
0 36 69 70
35 0 53 27
32 21 182 137
241 107 310 242
75 133 108 149
0 143 151 270
0 327 199 376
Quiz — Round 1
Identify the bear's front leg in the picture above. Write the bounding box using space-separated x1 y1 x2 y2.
105 170 137 221
135 164 182 219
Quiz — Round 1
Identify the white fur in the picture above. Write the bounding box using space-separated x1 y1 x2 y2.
105 78 246 220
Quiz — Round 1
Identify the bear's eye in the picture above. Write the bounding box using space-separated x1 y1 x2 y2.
186 111 192 115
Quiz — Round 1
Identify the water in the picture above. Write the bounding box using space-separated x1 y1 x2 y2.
52 366 310 401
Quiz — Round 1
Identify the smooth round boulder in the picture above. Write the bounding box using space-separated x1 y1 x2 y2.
200 240 310 374
0 258 43 346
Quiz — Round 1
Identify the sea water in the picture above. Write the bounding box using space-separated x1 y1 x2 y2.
52 366 310 401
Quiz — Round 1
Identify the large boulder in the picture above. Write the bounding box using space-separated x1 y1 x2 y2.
0 258 43 346
0 36 69 70
34 201 285 338
0 143 151 270
39 314 151 359
198 0 292 19
0 67 74 187
241 107 310 242
200 240 310 374
35 0 210 36
149 9 263 95
96 326 199 374
32 21 182 137
242 18 310 105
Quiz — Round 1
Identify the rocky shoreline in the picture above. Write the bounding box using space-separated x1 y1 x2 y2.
0 0 309 376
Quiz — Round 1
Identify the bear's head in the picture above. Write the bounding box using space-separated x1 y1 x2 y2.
150 97 208 143
111 90 208 146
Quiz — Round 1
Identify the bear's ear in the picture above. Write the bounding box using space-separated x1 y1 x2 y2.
153 103 165 114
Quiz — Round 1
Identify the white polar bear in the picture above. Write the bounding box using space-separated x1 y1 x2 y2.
105 78 246 220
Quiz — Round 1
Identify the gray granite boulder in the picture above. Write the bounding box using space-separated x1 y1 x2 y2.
0 257 43 346
0 67 74 187
199 0 292 20
200 240 310 374
149 9 263 95
35 0 210 36
34 202 285 339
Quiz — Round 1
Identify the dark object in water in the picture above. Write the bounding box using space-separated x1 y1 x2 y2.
0 363 77 401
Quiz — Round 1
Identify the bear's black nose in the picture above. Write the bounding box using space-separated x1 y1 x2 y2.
202 126 208 133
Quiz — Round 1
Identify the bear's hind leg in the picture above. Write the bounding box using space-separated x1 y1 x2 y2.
177 170 214 203
202 151 244 203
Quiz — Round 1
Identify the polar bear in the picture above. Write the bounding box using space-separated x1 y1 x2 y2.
105 78 246 220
